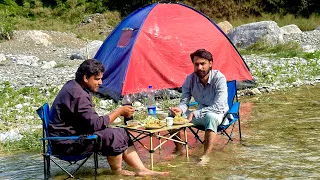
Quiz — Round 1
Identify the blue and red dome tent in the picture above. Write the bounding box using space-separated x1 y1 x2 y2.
95 2 253 101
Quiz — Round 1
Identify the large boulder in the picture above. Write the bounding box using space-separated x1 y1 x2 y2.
217 21 233 34
70 40 103 60
13 30 52 46
228 21 284 48
281 24 302 35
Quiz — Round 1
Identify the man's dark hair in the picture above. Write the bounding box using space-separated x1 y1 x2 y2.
190 49 213 62
75 59 105 83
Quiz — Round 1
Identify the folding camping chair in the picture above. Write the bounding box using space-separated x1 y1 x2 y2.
188 80 241 144
36 103 99 179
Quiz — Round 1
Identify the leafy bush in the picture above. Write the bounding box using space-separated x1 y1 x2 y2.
0 20 14 41
0 2 19 41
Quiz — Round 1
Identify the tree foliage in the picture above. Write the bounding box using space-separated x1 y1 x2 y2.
263 0 320 17
0 0 319 20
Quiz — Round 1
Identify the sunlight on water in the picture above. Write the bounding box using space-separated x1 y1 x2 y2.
0 84 319 179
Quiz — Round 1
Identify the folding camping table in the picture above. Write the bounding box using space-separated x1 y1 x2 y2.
116 123 193 169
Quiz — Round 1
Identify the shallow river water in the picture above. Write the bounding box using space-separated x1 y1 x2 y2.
0 84 319 179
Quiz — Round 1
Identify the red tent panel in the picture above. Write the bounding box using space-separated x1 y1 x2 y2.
122 4 252 95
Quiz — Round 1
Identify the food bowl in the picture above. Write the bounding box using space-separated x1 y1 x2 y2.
156 111 169 120
126 120 140 127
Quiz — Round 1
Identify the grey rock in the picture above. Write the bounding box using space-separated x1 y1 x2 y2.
13 30 52 46
15 104 23 109
0 129 23 142
217 21 233 34
228 21 284 48
0 53 6 62
70 40 103 60
281 24 302 35
251 88 262 95
283 30 320 51
41 60 57 69
8 55 39 66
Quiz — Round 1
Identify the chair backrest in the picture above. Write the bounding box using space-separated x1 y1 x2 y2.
227 80 237 108
36 103 50 138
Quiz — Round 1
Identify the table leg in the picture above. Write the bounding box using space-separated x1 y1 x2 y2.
150 135 154 170
158 132 162 158
184 127 189 160
158 132 162 150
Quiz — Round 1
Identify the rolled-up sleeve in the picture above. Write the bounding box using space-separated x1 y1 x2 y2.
76 96 110 133
178 77 192 114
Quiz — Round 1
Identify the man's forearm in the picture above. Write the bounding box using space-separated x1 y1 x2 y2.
108 108 122 123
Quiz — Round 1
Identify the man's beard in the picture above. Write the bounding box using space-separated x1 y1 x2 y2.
196 69 210 79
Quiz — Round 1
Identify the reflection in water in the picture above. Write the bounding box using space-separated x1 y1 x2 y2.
0 85 319 179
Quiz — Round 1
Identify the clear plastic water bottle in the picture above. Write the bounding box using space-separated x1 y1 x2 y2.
146 85 157 117
122 94 133 125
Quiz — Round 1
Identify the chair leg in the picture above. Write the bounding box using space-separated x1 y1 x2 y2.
71 155 91 176
94 152 98 179
46 156 51 177
238 117 242 141
50 158 74 178
221 130 233 144
43 154 50 179
43 154 47 179
188 127 204 144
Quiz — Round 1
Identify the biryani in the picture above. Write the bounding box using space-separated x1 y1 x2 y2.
173 115 188 123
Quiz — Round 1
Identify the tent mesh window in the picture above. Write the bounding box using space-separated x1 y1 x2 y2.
117 28 133 47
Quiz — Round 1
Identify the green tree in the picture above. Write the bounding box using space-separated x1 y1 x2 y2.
106 0 157 17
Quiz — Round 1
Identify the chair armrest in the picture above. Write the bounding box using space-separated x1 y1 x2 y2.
228 102 240 114
41 135 98 141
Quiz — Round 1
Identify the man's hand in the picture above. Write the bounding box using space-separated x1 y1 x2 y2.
108 106 135 124
121 106 135 118
187 111 194 122
169 107 182 117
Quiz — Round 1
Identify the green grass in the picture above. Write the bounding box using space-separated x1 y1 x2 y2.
240 41 320 60
239 41 303 56
0 81 58 152
54 63 69 68
0 82 58 131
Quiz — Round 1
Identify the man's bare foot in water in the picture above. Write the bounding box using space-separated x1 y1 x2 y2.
136 168 170 176
112 169 136 176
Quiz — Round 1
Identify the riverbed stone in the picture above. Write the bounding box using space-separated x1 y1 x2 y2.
228 21 284 48
0 53 6 62
281 24 302 35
